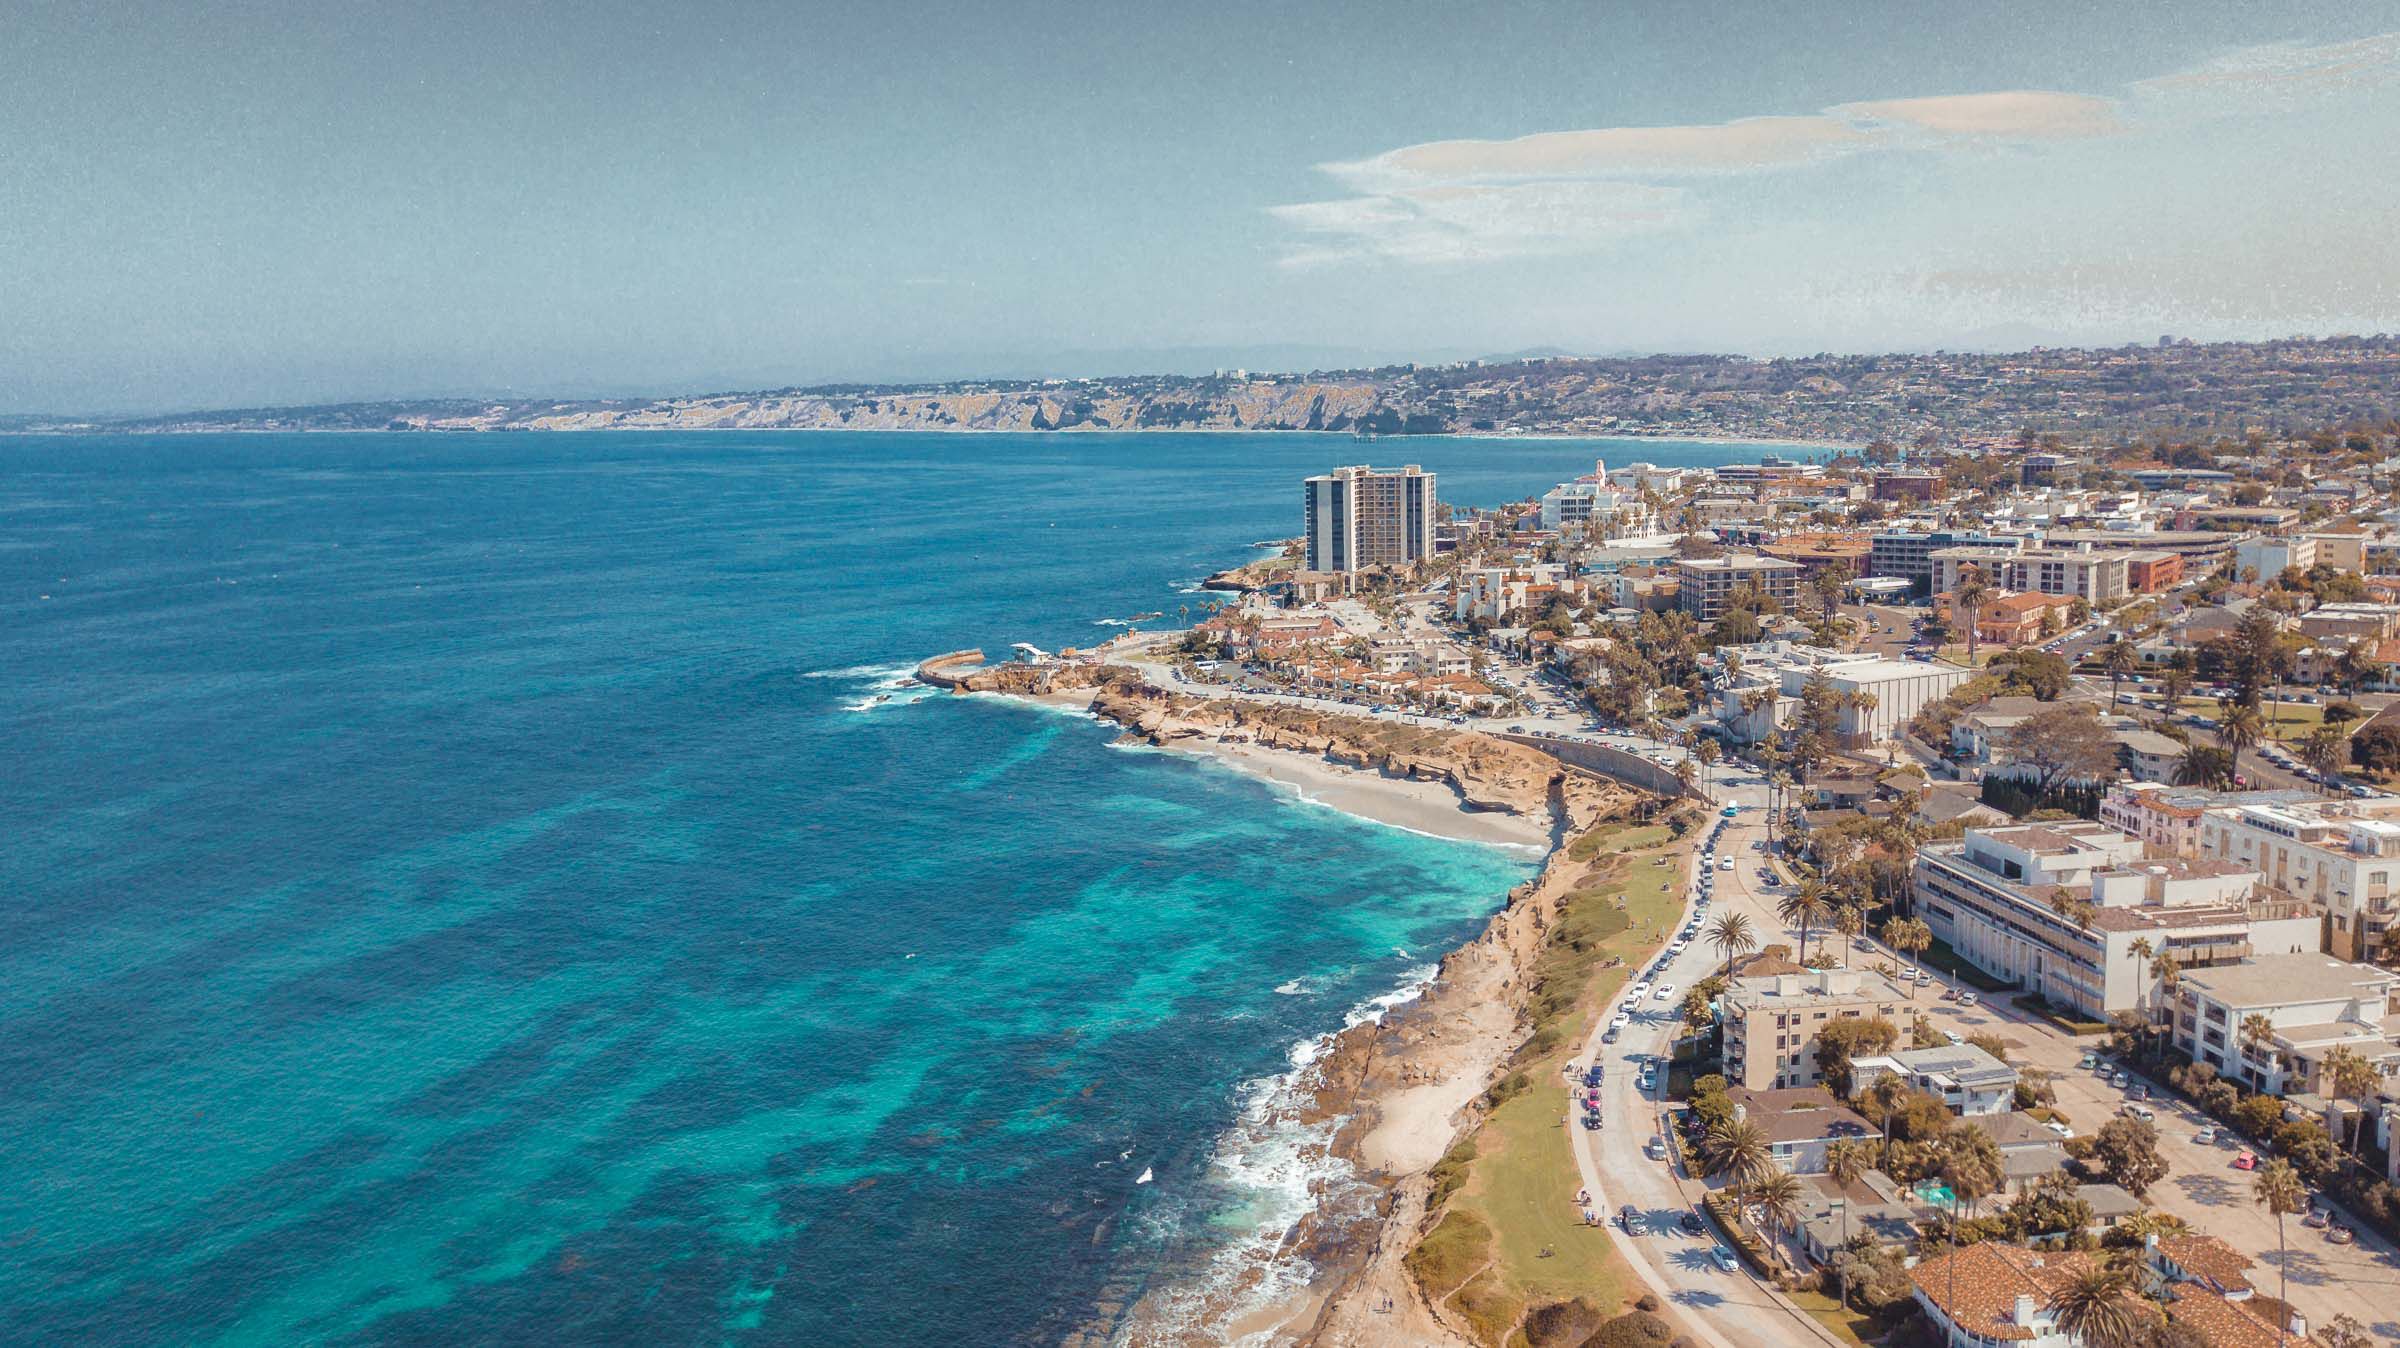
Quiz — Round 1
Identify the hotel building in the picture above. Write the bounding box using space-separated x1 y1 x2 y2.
1302 464 1435 573
1911 823 2318 1019
1674 553 1805 623
2169 953 2400 1097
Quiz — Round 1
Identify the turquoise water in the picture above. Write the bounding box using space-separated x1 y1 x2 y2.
0 431 1783 1344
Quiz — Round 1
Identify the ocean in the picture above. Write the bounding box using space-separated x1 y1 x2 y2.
0 430 1789 1345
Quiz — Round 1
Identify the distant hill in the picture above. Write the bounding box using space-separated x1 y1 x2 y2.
14 336 2400 444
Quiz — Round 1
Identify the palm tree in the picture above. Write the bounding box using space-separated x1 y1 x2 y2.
2116 1210 2188 1247
1822 1138 1874 1307
1882 916 1931 997
2217 700 2264 780
2047 1260 2147 1348
2323 1044 2379 1157
1709 911 1758 984
1752 1169 1805 1257
1780 879 1831 962
2127 937 2155 1030
1702 1117 1773 1211
1952 565 1993 661
2103 638 2141 706
2252 1159 2307 1348
2299 725 2347 792
1675 757 1699 794
2158 662 2195 715
1693 735 1721 794
1866 1073 1906 1172
2238 1012 2279 1090
1832 904 1865 969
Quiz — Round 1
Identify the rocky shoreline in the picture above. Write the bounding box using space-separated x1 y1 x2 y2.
918 652 1649 1345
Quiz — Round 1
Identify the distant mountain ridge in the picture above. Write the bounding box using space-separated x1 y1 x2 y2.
14 336 2400 443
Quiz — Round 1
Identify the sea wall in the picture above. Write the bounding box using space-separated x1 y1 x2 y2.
1492 731 1708 802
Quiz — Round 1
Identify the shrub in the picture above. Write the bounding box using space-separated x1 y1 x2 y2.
1523 1298 1609 1348
1634 1293 1663 1313
1589 1310 1676 1348
1426 1136 1478 1211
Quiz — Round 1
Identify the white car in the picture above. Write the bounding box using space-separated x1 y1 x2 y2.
1710 1246 1739 1274
1653 983 1678 1002
1718 858 1734 872
1628 981 1652 999
1610 1014 1631 1032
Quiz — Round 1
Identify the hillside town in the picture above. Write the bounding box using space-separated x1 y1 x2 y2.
1095 431 2400 1348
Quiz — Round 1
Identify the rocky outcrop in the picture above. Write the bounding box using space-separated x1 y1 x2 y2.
1086 681 1618 829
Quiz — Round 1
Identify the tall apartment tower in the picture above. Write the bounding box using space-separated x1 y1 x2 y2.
1303 464 1436 572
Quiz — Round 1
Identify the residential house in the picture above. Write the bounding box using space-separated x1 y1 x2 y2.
2168 953 2400 1096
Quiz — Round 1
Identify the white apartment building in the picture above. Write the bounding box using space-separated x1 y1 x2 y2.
1869 530 2024 588
1453 565 1578 623
1850 1044 2019 1116
1610 462 1692 495
1931 544 2133 605
1710 641 1974 747
2099 783 2325 859
1913 822 2318 1019
1302 464 1436 573
1674 553 1804 622
2197 799 2400 962
2170 953 2400 1096
2234 534 2317 580
1538 460 1659 538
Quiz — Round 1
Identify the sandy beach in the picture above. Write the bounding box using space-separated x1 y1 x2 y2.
1169 740 1552 850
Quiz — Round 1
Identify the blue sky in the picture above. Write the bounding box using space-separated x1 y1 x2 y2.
3 1 2397 412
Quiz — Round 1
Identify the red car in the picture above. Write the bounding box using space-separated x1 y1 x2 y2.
2232 1151 2258 1171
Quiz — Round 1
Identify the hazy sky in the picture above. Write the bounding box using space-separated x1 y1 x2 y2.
5 2 2398 412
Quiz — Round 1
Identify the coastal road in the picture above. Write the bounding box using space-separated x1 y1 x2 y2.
1567 797 1856 1348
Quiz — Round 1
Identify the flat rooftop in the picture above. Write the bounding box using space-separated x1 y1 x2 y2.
2176 953 2399 1008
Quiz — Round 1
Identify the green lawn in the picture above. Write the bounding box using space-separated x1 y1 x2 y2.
2167 697 2334 743
1914 935 2013 993
1786 1287 1899 1348
1428 818 1689 1338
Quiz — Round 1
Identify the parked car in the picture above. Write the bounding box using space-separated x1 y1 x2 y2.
2328 1223 2356 1245
1619 1204 1646 1234
2302 1205 2329 1229
2044 1120 2074 1140
2130 1084 2149 1101
2232 1150 2257 1170
1960 992 1979 1007
1680 1210 1707 1235
2195 1126 2218 1146
1653 983 1678 1002
1710 1246 1739 1273
1646 1135 1669 1161
2122 1103 2157 1122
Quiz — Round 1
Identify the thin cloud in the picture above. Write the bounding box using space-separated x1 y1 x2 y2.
1270 37 2391 267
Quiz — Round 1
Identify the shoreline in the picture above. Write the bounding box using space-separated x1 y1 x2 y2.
0 425 1864 451
935 663 1648 1346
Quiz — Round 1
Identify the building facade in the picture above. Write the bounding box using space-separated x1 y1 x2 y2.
2170 953 2400 1096
1302 464 1436 573
1674 554 1805 623
1912 823 2317 1019
2196 799 2400 962
1721 968 1908 1090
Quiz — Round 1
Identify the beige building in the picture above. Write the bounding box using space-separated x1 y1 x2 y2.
1303 464 1435 573
2170 952 2400 1097
2197 798 2400 962
1674 553 1804 623
1931 544 2133 605
1721 967 1908 1090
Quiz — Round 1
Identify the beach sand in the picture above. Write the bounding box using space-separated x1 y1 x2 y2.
1170 741 1551 850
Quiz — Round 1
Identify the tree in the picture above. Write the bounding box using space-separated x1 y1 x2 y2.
2251 1159 2307 1348
2323 1044 2379 1157
1940 1122 2004 1219
1823 1137 1876 1307
2103 638 2141 705
1832 903 1865 968
1709 911 1758 984
1814 1016 1899 1097
2298 724 2348 790
2127 937 2156 1028
1779 880 1834 964
2215 701 2264 779
1882 917 1931 996
2173 744 2235 789
2092 1117 2168 1196
2157 661 2195 715
1702 1117 1773 1210
1953 565 1993 660
1995 704 2122 798
2047 1260 2147 1348
1753 1169 1805 1249
2238 1011 2278 1088
2351 721 2400 777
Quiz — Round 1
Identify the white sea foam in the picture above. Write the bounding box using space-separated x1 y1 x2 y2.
802 661 914 680
829 665 939 714
1092 617 1134 628
1119 962 1446 1346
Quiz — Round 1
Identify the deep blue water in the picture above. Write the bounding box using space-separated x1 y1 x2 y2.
0 431 1780 1345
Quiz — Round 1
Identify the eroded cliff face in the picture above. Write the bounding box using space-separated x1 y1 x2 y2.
468 380 1388 433
1086 680 1618 830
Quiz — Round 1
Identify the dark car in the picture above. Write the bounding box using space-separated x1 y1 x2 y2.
1679 1210 1707 1235
1619 1204 1647 1234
